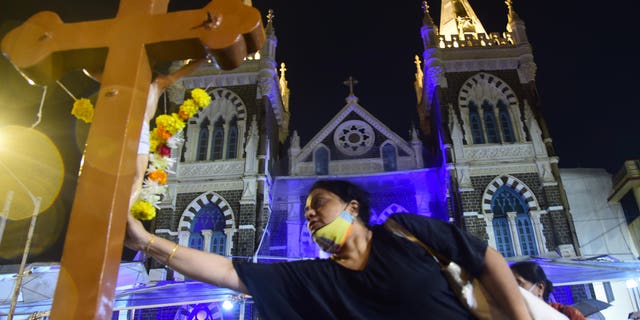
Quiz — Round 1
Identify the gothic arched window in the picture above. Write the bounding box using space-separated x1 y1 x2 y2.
196 118 210 161
226 117 238 159
210 118 225 160
190 202 226 254
382 144 397 172
468 103 484 144
498 101 515 143
482 102 499 143
314 147 329 175
491 185 537 257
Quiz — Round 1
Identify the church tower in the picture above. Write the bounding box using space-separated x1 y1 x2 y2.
149 9 290 280
417 0 581 259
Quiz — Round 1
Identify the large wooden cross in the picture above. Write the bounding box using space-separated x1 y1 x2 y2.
1 0 264 318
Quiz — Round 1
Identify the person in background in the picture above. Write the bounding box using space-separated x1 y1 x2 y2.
126 179 532 319
511 261 585 320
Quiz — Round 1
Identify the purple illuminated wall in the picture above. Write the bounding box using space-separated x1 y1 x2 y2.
257 168 448 261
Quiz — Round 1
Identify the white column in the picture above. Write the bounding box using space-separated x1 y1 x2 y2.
529 210 546 255
201 229 213 253
224 227 236 256
507 212 520 256
484 213 497 250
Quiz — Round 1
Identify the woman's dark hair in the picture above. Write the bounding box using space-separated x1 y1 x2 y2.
510 261 554 301
309 179 371 229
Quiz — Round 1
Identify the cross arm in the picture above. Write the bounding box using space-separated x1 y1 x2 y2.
1 0 265 85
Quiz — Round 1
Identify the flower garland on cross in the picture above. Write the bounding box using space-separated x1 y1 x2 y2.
69 87 212 221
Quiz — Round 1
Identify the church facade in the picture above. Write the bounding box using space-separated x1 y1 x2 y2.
138 0 587 318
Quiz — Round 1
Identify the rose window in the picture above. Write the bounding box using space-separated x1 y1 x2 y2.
334 120 374 156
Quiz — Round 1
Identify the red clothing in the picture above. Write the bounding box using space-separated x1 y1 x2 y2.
548 302 586 320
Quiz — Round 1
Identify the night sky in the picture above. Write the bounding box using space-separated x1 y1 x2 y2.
1 0 637 174
0 0 637 261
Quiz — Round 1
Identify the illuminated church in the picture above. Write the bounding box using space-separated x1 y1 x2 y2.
7 0 638 318
153 0 577 272
125 0 590 317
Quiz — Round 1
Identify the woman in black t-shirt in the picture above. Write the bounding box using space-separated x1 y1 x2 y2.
125 179 531 319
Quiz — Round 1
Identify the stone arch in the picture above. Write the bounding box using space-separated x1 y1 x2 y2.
179 191 235 232
481 175 540 214
458 72 518 109
194 87 247 124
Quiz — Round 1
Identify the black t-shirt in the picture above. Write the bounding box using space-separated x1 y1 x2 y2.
234 213 487 319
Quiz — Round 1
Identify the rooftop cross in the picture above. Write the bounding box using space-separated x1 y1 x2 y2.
343 76 358 96
1 0 264 318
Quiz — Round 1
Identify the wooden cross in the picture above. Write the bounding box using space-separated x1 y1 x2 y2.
343 76 358 96
1 0 264 318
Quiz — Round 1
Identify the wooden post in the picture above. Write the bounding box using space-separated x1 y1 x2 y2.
1 0 264 318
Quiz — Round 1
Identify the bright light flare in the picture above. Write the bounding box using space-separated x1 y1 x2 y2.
0 125 64 220
222 299 233 310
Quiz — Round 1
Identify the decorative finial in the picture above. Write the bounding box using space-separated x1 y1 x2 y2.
414 55 422 70
505 0 512 15
422 0 430 14
267 9 274 23
343 76 358 96
279 62 287 78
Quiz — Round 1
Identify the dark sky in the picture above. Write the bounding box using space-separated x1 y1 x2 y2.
0 0 637 175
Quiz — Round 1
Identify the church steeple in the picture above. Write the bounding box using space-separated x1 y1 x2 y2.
260 9 277 65
439 0 486 38
505 0 528 44
420 1 438 48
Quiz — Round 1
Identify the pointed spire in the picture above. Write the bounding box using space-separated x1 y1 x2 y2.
505 0 522 23
414 55 424 103
504 0 520 22
439 0 486 38
422 1 435 26
265 9 275 34
279 62 290 112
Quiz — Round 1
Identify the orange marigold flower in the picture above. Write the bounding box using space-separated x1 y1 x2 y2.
148 169 167 184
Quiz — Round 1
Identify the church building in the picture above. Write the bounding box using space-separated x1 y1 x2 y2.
136 0 589 318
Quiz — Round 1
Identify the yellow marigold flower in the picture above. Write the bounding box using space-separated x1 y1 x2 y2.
71 98 94 123
148 169 168 184
179 99 199 118
191 88 211 108
149 133 161 152
155 114 185 135
130 200 156 220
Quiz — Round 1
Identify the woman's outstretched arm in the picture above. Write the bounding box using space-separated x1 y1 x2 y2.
125 213 249 294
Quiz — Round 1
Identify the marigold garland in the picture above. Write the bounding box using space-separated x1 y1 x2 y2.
131 88 211 220
69 87 211 220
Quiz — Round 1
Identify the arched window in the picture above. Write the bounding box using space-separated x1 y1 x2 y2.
226 117 238 159
210 118 225 160
382 144 397 172
498 101 515 143
196 118 210 161
468 102 484 144
314 147 329 175
482 102 499 143
491 185 537 257
190 202 226 253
